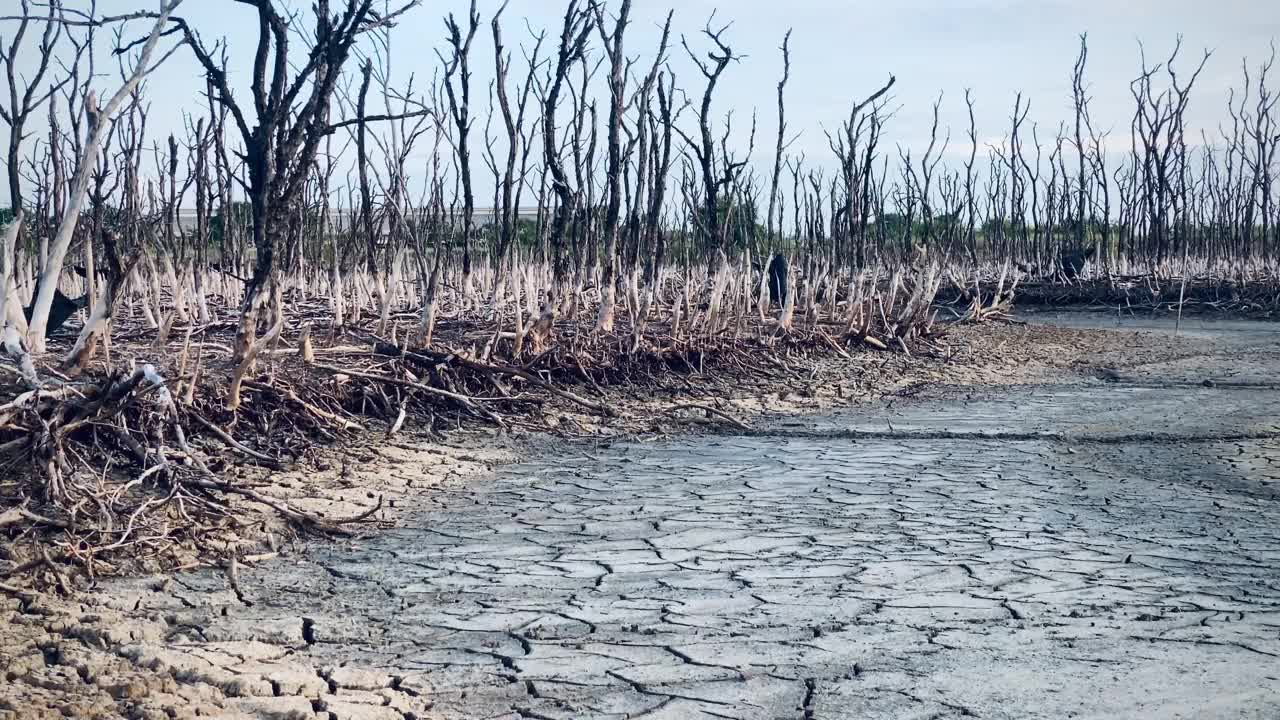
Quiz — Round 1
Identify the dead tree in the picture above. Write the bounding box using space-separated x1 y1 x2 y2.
415 86 448 345
26 0 181 355
963 89 979 264
1072 33 1091 258
593 0 631 333
191 92 215 323
830 75 896 267
681 16 741 265
1242 46 1279 263
489 1 544 304
625 13 674 349
1 212 26 345
156 132 193 323
1129 39 1211 267
642 70 677 301
166 0 422 408
541 0 595 300
0 0 71 216
61 74 138 373
370 31 431 335
353 59 387 331
766 30 792 252
439 0 480 303
917 92 949 248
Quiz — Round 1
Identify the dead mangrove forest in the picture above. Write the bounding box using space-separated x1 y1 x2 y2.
1 0 1278 578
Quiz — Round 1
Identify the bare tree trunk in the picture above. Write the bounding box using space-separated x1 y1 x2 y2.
61 231 136 374
442 0 481 306
542 1 595 308
592 0 630 333
0 213 27 335
767 30 792 251
682 20 739 263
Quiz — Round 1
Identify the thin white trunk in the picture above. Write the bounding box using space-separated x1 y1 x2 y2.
194 266 212 323
630 282 652 354
524 268 538 321
84 238 97 318
757 254 771 319
18 256 33 302
62 281 115 373
420 252 443 346
134 266 158 328
778 275 796 331
330 265 345 327
510 267 525 357
594 283 616 333
373 270 390 334
228 279 279 411
162 254 191 322
462 268 475 309
1 213 25 334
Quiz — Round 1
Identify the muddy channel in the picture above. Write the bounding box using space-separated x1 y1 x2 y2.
95 313 1280 719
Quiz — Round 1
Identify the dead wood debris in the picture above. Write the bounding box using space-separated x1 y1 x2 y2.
0 295 946 588
936 275 1280 317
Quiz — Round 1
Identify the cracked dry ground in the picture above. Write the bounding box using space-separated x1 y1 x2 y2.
10 315 1280 720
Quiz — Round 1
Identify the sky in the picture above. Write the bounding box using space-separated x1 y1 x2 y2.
2 0 1279 208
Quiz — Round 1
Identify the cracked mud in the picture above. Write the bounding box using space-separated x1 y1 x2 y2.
10 314 1280 719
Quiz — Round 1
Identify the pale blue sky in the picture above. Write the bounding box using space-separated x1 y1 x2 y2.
3 0 1278 206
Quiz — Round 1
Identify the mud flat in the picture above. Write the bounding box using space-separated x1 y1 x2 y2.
4 314 1279 719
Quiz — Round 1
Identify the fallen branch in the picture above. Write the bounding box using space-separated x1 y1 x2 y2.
189 412 287 469
312 362 508 427
187 477 383 535
373 341 619 418
667 403 751 431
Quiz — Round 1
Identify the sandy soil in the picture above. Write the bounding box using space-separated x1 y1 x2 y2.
1 315 1262 719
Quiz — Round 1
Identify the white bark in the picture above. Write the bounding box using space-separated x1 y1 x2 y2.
1 212 27 334
26 0 183 353
330 265 345 327
595 281 616 333
161 254 190 322
1 212 37 387
61 281 113 372
194 266 212 323
134 266 159 328
419 250 443 346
